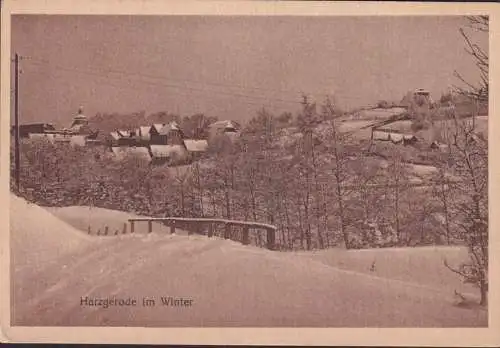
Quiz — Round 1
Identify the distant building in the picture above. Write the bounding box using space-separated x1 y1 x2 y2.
401 89 434 109
184 139 209 152
414 88 431 98
60 106 99 142
28 132 56 143
151 123 166 135
159 121 184 146
108 121 210 165
371 122 421 147
139 126 152 141
208 120 240 144
11 123 56 138
109 131 120 141
111 146 151 162
150 144 188 165
184 139 209 161
67 106 89 132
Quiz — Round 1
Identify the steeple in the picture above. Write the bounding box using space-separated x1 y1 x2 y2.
70 105 88 129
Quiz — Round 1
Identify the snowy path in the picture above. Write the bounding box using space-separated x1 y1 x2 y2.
12 233 487 327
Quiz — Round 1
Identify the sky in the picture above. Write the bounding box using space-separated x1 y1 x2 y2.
10 15 488 127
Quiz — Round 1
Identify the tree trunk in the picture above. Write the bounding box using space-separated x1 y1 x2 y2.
480 279 488 306
329 119 349 249
393 176 401 243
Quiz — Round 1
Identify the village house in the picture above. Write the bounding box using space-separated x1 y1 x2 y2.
150 121 189 164
149 123 166 144
19 107 97 146
138 126 152 142
183 139 209 160
370 114 420 147
109 120 212 165
111 146 151 162
207 120 240 144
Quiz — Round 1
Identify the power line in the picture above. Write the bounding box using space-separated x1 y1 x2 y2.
24 55 369 104
24 63 303 110
25 57 309 106
49 38 334 97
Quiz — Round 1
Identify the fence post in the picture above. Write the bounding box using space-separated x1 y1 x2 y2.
224 223 231 239
87 226 91 235
266 227 275 250
170 220 176 234
123 222 127 234
104 225 109 236
207 223 213 238
242 226 250 245
148 220 153 233
130 221 135 233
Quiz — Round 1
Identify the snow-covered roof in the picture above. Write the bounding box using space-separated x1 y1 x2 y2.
158 122 182 135
150 144 187 158
111 146 151 161
152 123 165 132
414 88 430 95
69 135 86 147
210 120 238 130
225 120 236 130
117 130 130 137
373 130 391 141
184 139 208 152
389 133 403 143
109 131 120 140
403 134 417 141
68 124 84 132
209 120 228 128
139 126 151 136
28 133 56 143
170 121 180 131
373 129 418 143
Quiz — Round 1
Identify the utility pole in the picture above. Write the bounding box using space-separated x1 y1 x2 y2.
14 53 20 190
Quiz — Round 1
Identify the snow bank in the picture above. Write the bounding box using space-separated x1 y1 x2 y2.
10 198 486 327
12 232 487 327
10 194 93 269
298 245 475 295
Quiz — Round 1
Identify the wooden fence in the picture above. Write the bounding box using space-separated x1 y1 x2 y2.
127 217 277 250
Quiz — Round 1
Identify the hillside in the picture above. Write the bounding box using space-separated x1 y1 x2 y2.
11 195 487 327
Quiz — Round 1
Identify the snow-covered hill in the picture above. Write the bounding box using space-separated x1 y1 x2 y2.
10 195 487 327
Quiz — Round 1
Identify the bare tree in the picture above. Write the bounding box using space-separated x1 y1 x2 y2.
453 16 488 104
445 115 488 306
431 167 454 245
386 148 406 243
320 97 352 249
441 15 489 307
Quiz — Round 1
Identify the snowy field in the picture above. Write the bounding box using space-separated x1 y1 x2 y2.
10 195 487 327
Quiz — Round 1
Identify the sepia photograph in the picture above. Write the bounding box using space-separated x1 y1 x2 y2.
1 0 498 345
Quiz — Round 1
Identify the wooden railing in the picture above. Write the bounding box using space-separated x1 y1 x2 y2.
127 217 277 250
